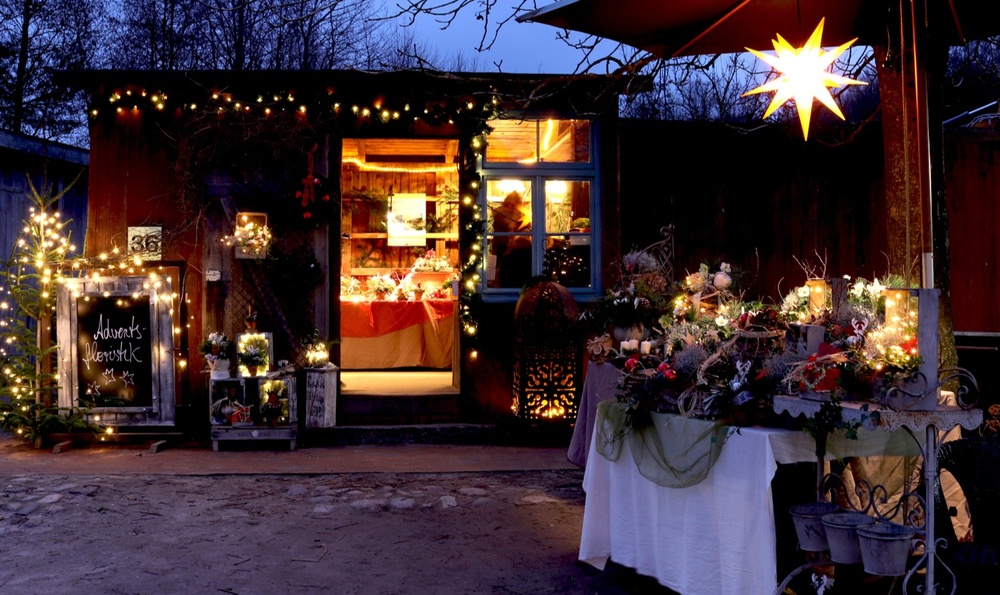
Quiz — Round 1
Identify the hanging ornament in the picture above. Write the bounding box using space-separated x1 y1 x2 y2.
743 18 867 140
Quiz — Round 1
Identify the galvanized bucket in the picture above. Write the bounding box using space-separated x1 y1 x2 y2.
822 512 876 564
858 522 915 576
789 502 840 552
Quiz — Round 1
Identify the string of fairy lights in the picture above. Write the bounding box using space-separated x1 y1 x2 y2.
1 188 181 438
87 81 500 352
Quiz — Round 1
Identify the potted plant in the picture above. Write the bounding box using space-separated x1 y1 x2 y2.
299 328 331 368
199 332 232 379
238 335 269 376
367 273 397 300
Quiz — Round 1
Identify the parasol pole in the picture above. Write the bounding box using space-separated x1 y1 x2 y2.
909 0 935 290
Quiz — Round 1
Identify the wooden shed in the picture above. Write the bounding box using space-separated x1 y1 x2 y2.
61 69 625 436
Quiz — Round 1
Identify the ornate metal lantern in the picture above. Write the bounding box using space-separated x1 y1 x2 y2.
512 280 581 420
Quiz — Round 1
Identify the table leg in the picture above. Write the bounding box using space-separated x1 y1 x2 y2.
814 432 827 500
923 424 938 594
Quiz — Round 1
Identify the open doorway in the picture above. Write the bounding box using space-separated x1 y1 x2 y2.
338 137 461 396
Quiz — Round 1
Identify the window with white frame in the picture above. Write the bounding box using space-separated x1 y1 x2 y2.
480 117 599 298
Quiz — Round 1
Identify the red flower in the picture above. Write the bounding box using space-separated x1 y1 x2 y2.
900 337 918 355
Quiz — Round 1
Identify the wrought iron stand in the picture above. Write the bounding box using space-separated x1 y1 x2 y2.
773 392 982 594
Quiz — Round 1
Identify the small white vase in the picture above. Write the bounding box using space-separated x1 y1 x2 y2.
208 358 231 380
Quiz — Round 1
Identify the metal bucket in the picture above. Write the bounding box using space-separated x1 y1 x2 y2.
822 512 876 564
789 502 840 552
858 522 915 576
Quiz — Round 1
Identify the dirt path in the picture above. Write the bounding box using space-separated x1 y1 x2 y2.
0 469 669 594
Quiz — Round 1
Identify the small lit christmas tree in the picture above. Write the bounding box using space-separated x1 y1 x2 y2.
0 176 94 444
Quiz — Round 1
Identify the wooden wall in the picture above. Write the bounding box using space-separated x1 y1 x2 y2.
0 132 88 265
79 109 1000 427
618 120 888 303
87 113 202 425
945 128 1000 333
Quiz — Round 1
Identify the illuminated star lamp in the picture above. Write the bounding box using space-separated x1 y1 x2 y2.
743 18 867 140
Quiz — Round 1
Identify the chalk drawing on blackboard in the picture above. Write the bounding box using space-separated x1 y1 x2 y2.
75 294 154 407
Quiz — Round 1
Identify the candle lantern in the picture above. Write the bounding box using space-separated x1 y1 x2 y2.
511 280 581 421
878 288 939 410
805 278 829 317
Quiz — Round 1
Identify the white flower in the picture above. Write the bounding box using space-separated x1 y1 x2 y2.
720 262 732 273
850 280 867 298
797 286 810 298
867 277 885 296
714 315 729 327
781 291 802 312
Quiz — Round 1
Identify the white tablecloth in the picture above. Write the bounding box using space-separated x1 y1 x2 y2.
579 421 922 595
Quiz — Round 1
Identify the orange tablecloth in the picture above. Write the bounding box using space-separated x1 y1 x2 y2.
340 299 455 369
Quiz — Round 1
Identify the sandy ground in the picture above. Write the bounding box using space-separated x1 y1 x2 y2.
0 467 673 595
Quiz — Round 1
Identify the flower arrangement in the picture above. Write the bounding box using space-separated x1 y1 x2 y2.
412 250 451 272
367 273 397 296
582 249 671 333
199 332 231 357
394 275 424 301
260 380 286 398
222 216 272 257
604 259 945 440
200 331 232 375
299 328 330 367
340 275 361 296
672 262 737 320
237 334 269 368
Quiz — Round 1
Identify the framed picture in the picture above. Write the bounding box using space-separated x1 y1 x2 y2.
209 378 252 426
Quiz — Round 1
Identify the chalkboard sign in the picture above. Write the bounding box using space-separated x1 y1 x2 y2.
76 295 154 407
57 274 176 426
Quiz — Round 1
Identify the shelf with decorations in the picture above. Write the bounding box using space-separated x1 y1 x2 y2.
340 158 460 300
208 328 298 451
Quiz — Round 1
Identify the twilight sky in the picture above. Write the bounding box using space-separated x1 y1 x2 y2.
400 5 585 74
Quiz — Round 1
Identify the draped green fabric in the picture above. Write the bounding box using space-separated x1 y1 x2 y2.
594 400 730 488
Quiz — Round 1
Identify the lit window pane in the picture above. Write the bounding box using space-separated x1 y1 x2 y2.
545 180 590 233
485 120 537 163
540 119 589 163
485 119 590 163
486 179 531 233
544 240 591 288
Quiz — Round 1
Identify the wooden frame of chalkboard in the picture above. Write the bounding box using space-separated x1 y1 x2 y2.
56 274 176 427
